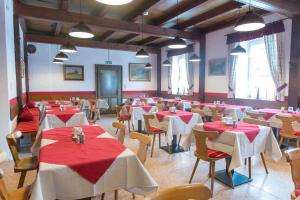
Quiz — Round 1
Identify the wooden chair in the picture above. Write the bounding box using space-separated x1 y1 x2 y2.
143 114 170 157
115 105 134 132
189 129 233 194
208 107 222 121
0 150 31 200
156 101 165 112
112 122 126 144
285 148 300 200
191 105 205 118
6 133 38 188
150 183 212 200
246 111 266 119
242 117 269 178
112 132 152 200
87 108 98 125
276 115 300 148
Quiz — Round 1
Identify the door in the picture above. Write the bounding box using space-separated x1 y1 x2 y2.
95 65 122 114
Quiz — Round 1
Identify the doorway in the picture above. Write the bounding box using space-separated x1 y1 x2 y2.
95 65 122 114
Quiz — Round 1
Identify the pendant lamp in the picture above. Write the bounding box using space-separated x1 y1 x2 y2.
162 59 171 66
69 0 94 38
95 0 133 5
145 63 152 68
60 42 77 53
55 52 69 61
189 53 200 62
136 14 149 58
53 59 64 64
231 44 246 55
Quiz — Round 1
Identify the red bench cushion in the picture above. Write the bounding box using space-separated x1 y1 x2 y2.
19 106 34 122
27 101 35 108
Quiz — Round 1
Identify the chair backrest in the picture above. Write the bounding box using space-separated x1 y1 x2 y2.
87 108 98 123
0 150 8 200
276 115 300 135
112 122 126 144
243 117 270 126
285 148 300 190
156 102 164 111
191 107 204 117
129 131 151 165
209 107 222 121
151 183 212 200
115 105 122 117
193 128 219 160
6 133 21 166
246 111 266 119
143 114 155 133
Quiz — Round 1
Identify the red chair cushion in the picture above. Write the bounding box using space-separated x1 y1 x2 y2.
89 121 96 125
207 149 229 159
280 130 300 136
27 101 35 108
118 115 131 120
149 127 163 133
296 189 300 197
19 106 34 122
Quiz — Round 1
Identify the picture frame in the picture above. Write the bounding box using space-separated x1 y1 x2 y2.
129 63 151 81
208 58 226 76
63 65 84 81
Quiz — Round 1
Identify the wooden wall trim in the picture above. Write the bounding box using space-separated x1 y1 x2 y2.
157 51 161 96
199 34 206 102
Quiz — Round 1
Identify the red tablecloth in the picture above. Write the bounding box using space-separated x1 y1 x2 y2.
203 121 260 142
125 105 153 113
46 107 81 123
156 110 193 124
257 109 281 120
40 126 126 184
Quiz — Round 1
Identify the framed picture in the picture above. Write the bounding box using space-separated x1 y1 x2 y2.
129 63 151 81
63 65 84 81
208 58 226 76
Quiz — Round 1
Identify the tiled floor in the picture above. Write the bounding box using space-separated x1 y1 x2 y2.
1 115 294 200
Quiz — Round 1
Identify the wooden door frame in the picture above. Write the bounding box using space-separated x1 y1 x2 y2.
95 64 123 105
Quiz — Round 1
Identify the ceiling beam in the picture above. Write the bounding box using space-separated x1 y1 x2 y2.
53 0 68 36
234 0 300 17
119 0 209 44
26 33 160 54
98 0 160 41
15 2 198 40
176 2 242 30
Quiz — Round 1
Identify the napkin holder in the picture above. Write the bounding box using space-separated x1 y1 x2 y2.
222 117 233 126
288 106 294 113
169 106 177 113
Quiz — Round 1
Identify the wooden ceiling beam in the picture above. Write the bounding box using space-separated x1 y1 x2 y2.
98 0 160 41
233 0 300 17
176 2 242 30
15 2 198 40
53 0 68 36
26 33 160 54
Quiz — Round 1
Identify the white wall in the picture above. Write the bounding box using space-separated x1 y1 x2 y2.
205 13 292 96
161 42 200 94
28 43 158 92
0 0 17 155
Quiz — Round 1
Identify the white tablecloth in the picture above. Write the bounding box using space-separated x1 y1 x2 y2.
43 112 88 129
30 128 158 200
187 123 282 171
201 104 252 121
122 106 158 128
132 97 156 105
151 112 202 144
177 101 200 111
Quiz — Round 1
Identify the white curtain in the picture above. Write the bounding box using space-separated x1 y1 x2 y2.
185 53 194 95
227 43 238 98
167 59 172 94
264 33 285 101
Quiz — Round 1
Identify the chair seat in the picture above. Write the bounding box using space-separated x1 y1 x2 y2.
118 115 131 121
8 185 31 200
296 189 300 197
279 130 300 138
89 121 96 125
15 156 38 172
207 149 229 159
149 127 164 133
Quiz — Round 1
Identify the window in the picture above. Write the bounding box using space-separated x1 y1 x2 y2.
235 37 276 100
171 54 189 95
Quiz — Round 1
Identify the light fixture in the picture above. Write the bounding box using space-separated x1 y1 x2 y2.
69 0 94 38
59 43 77 53
145 63 152 68
168 35 187 49
136 48 149 58
53 59 64 64
55 52 69 61
136 14 149 58
230 44 246 55
95 0 133 5
234 1 265 32
167 0 187 49
162 59 171 66
189 53 200 62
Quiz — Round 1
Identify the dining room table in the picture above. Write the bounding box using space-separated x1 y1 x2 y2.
184 121 282 187
122 104 158 132
29 125 158 200
132 97 158 105
199 103 252 120
151 110 202 153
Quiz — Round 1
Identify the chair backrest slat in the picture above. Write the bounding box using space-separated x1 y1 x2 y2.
112 122 126 144
246 111 266 119
209 107 222 121
129 131 151 165
143 114 154 133
6 134 20 166
276 115 300 135
285 149 300 190
193 129 219 160
243 117 270 126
